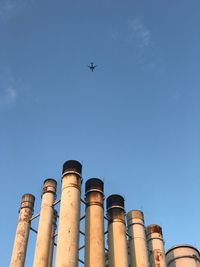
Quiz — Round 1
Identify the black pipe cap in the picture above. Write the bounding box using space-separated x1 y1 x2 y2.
62 160 82 175
85 178 104 193
106 194 124 210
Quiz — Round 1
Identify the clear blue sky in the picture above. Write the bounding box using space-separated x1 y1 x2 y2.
1 0 200 266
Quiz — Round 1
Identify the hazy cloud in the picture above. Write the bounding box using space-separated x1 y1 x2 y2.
0 0 34 22
127 18 152 48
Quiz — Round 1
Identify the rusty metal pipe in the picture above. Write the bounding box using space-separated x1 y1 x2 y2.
84 178 105 267
127 210 150 267
10 194 35 267
33 179 57 267
146 224 167 267
55 160 82 267
107 194 129 267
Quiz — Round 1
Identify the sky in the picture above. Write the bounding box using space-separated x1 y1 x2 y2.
0 0 200 266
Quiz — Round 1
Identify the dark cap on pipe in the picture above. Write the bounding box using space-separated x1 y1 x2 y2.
106 194 124 210
43 178 57 187
62 160 82 175
20 194 35 209
42 179 57 196
85 178 104 193
146 224 163 236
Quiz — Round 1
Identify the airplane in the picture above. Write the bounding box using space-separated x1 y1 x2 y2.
88 62 98 72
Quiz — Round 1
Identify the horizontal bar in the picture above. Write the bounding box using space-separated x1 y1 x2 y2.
53 199 61 206
30 227 38 234
30 213 40 221
79 245 85 251
79 230 85 236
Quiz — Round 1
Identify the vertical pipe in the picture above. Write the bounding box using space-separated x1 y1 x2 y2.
146 225 167 267
47 209 57 267
10 194 35 267
127 210 149 267
55 160 82 267
107 194 129 267
33 179 57 267
84 178 105 267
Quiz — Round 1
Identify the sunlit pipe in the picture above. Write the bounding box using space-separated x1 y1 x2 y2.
33 179 57 267
84 178 105 267
107 194 129 267
55 160 82 267
166 244 200 267
146 224 167 267
127 210 150 267
47 209 57 267
10 194 35 267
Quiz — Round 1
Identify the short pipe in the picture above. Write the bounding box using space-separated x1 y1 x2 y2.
10 194 35 267
84 178 105 267
55 160 82 267
127 210 150 267
33 179 57 267
146 224 167 267
107 194 129 267
166 244 200 267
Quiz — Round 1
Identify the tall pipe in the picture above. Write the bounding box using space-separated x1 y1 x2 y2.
33 179 57 267
47 209 57 267
55 160 82 267
146 224 167 267
10 194 35 267
84 178 105 267
127 210 149 267
107 194 129 267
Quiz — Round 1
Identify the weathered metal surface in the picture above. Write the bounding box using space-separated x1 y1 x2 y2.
47 209 57 267
10 194 35 267
127 210 150 267
84 178 105 267
55 160 82 267
146 224 167 267
33 179 57 267
166 244 200 267
107 195 129 267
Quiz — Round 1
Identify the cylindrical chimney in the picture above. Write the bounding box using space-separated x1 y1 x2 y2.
146 224 167 267
47 209 57 267
55 160 82 267
166 244 200 267
84 178 105 267
33 179 57 267
10 194 35 267
127 210 150 267
107 194 129 267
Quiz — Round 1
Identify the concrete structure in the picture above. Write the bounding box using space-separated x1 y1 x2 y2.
107 194 129 267
146 224 167 267
10 194 35 267
33 179 57 267
55 160 82 267
166 244 200 267
47 209 57 267
127 210 149 267
84 178 105 267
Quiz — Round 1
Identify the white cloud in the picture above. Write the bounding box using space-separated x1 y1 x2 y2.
0 68 19 108
127 18 152 48
0 0 34 22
